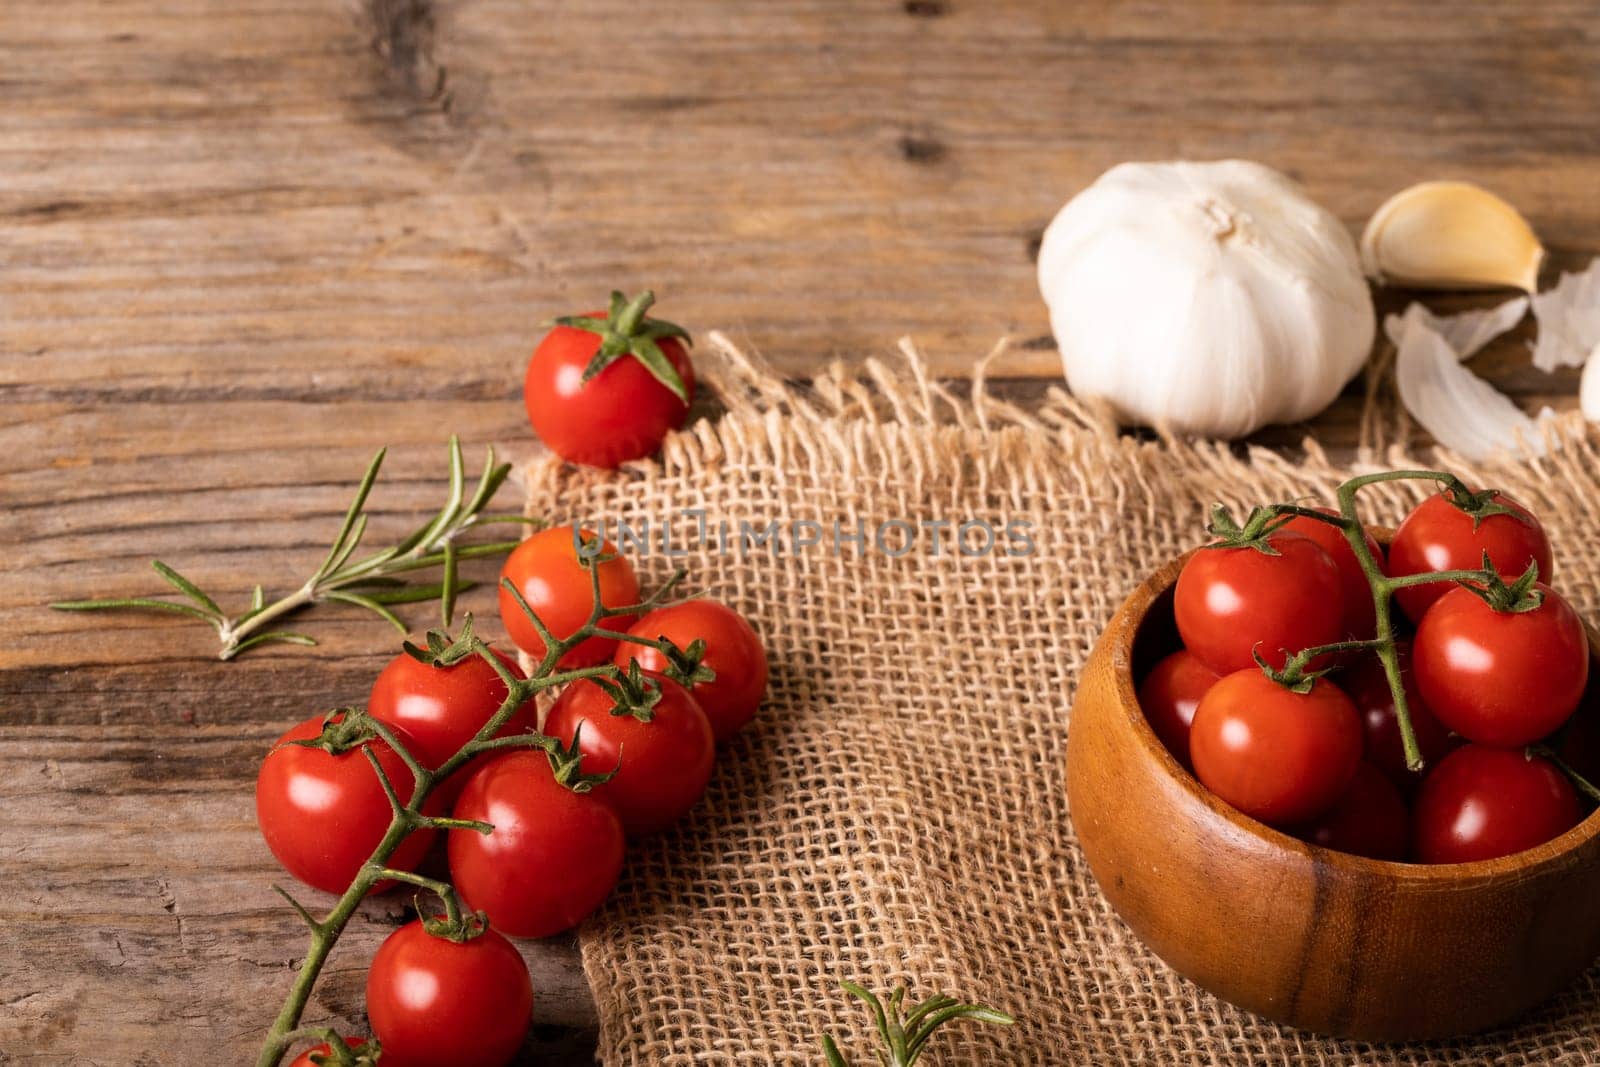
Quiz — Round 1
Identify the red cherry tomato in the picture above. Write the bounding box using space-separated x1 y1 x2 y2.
366 919 533 1067
1174 531 1345 675
448 750 626 938
1137 650 1221 765
1412 745 1582 864
1388 490 1553 622
1280 512 1384 641
1412 583 1589 747
1289 762 1409 861
613 600 769 742
255 714 436 895
288 1037 371 1067
368 646 532 779
1190 670 1363 826
498 525 641 668
544 672 715 836
1342 644 1456 789
524 295 694 469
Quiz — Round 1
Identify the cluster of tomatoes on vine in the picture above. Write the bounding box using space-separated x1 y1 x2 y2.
1142 481 1596 865
257 525 766 1067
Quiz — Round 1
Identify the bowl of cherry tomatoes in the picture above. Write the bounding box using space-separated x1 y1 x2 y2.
1066 478 1600 1042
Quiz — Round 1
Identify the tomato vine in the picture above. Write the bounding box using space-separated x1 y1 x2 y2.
258 558 690 1067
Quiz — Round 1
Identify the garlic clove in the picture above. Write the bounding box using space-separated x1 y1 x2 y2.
1390 304 1546 459
1530 256 1600 371
1361 181 1544 292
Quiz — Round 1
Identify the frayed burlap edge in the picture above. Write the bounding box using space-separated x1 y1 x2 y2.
623 330 1600 538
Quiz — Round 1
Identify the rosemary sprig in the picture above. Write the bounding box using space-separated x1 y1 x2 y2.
821 982 1015 1067
51 436 538 660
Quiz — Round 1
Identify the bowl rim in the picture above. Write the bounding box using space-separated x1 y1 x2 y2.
1115 541 1600 883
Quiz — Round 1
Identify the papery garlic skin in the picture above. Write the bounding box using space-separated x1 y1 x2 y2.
1388 300 1552 460
1037 160 1375 438
1582 347 1600 423
1531 257 1600 371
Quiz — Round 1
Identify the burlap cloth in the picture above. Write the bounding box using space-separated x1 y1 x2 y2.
526 333 1600 1066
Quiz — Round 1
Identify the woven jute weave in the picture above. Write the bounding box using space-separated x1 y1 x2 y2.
526 333 1600 1066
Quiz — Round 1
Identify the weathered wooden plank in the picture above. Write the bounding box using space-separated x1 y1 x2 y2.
2 0 1598 1062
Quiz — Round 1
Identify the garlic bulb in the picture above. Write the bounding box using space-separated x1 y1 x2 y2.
1361 182 1543 293
1036 160 1375 438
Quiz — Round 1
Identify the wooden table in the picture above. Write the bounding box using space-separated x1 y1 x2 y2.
3 1 1594 1061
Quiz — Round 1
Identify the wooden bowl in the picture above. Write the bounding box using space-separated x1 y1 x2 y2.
1066 543 1600 1042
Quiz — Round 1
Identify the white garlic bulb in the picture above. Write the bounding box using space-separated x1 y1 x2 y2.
1036 160 1375 438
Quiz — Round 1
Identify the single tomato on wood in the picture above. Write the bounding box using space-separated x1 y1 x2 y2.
1174 530 1345 675
449 749 626 938
1280 510 1384 641
1137 649 1221 766
1412 581 1589 748
365 918 533 1067
498 525 641 668
524 289 694 469
1412 745 1582 864
255 712 437 895
1387 488 1553 623
543 670 715 836
1189 669 1363 826
613 600 769 742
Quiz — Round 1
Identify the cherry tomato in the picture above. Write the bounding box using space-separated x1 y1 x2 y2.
1388 490 1553 622
524 293 695 469
1342 644 1455 789
498 525 640 668
366 918 533 1067
1174 531 1345 675
255 714 436 895
1289 762 1409 861
1280 511 1384 641
1190 670 1363 826
613 600 769 742
1412 745 1582 864
1412 583 1589 747
449 750 626 938
1137 650 1221 766
544 672 715 836
288 1037 372 1067
368 646 532 779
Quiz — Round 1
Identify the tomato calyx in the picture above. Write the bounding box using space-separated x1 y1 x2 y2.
1440 483 1528 530
286 707 383 756
303 1036 381 1067
648 636 718 689
550 289 693 403
545 722 622 793
401 614 480 668
420 906 491 945
1252 647 1335 695
596 660 665 722
1203 503 1300 553
1459 556 1546 614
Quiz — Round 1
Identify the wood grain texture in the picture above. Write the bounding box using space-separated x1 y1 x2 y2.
2 0 1597 1061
